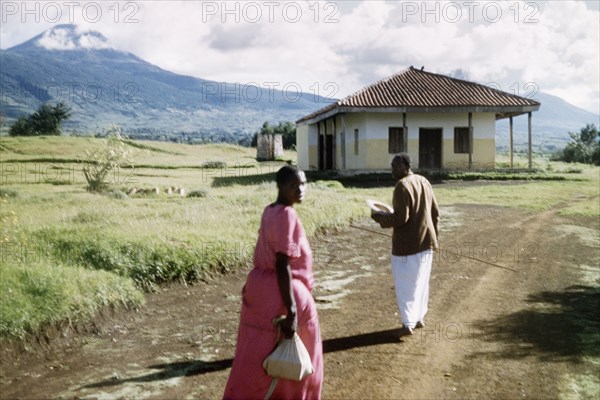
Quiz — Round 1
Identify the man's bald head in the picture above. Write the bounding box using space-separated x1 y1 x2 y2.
391 153 412 180
393 153 412 168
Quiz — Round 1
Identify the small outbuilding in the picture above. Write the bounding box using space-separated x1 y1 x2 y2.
296 67 540 172
256 133 284 161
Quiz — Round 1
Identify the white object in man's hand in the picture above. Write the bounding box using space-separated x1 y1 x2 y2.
366 199 394 213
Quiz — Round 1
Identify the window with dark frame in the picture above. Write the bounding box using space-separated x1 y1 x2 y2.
354 129 359 155
454 127 470 153
388 127 404 153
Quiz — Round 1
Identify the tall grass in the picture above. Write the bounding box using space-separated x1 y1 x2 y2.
0 261 143 339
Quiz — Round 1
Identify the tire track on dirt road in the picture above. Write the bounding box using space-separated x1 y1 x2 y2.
389 205 556 399
388 203 598 399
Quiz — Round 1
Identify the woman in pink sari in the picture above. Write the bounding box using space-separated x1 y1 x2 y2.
223 165 323 400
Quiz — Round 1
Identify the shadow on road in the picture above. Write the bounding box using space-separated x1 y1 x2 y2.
81 328 400 389
470 285 600 363
322 328 399 353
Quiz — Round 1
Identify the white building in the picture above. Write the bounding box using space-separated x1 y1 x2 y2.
296 67 540 172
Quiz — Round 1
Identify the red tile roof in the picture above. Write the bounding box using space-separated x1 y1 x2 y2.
297 67 540 124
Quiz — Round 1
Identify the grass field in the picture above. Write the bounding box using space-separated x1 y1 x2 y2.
1 136 598 340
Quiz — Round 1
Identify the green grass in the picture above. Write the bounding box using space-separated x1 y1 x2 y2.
0 261 143 339
430 160 599 216
0 135 296 168
1 136 598 340
434 180 599 215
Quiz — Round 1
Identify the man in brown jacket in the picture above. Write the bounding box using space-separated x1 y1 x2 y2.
371 153 440 338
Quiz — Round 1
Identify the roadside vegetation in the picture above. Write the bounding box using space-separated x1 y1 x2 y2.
550 124 600 165
1 136 598 341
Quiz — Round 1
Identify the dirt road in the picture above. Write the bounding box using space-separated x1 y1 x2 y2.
1 203 599 399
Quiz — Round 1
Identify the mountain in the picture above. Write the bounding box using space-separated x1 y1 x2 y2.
0 24 334 143
1 24 598 149
495 91 599 152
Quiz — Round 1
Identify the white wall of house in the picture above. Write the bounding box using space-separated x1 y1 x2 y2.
337 113 368 170
296 124 309 169
297 111 497 171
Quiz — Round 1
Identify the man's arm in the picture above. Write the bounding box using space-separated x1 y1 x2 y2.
371 185 410 228
431 192 440 238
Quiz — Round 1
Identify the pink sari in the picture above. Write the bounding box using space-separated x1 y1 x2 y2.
223 204 323 400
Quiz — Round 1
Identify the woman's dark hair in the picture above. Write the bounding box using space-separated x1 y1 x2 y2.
276 165 301 186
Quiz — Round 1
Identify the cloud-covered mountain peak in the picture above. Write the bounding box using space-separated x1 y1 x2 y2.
35 24 114 51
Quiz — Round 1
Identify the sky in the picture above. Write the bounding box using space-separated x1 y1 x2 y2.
1 0 599 114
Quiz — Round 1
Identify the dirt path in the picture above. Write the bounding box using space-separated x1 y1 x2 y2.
1 204 599 399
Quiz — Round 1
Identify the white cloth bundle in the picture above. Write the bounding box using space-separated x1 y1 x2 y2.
263 332 314 381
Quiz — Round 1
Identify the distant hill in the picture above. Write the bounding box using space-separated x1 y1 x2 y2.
0 24 334 144
1 24 598 149
496 91 599 152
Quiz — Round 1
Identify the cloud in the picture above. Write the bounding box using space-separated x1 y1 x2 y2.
36 26 113 50
37 27 77 50
209 25 261 51
1 0 598 114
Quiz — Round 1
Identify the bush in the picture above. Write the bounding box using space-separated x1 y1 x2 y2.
106 189 129 200
81 126 133 192
554 124 600 165
202 161 226 169
187 189 209 198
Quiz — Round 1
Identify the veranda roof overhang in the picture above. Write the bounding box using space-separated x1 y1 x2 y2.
297 104 541 126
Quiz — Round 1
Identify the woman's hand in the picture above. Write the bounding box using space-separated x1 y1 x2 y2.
281 306 297 338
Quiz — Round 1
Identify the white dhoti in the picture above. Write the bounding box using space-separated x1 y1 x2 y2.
391 249 433 329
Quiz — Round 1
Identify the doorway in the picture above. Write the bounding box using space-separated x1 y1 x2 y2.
419 128 442 170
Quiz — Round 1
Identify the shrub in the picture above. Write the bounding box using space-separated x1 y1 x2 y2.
202 161 226 169
50 180 73 186
554 124 600 165
107 189 129 200
81 126 133 192
187 189 209 198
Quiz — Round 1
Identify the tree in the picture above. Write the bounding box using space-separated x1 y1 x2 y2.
9 102 72 136
278 121 296 150
8 116 32 136
251 121 297 149
554 124 600 165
